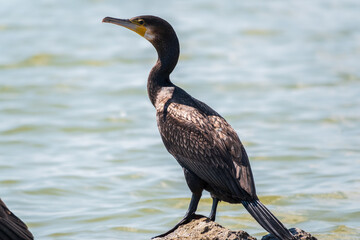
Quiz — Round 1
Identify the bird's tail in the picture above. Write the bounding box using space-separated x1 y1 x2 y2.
242 200 294 240
0 199 34 240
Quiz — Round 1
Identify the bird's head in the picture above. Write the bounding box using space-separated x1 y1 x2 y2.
103 15 180 77
102 15 177 47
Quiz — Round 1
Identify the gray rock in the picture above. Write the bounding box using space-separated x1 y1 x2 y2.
262 227 317 240
153 215 256 240
153 215 317 240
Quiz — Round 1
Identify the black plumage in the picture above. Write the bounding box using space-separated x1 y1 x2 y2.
103 15 294 240
0 199 33 240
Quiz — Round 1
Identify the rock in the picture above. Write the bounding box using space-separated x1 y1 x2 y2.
153 215 256 240
153 215 317 240
262 228 317 240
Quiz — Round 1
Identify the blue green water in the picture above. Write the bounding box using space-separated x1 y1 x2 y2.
1 0 360 239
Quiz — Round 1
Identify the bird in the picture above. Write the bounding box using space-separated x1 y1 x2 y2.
0 198 33 240
103 15 295 240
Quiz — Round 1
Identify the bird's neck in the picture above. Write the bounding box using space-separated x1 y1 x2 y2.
147 36 179 106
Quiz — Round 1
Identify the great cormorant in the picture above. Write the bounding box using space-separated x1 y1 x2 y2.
0 198 33 240
103 15 295 240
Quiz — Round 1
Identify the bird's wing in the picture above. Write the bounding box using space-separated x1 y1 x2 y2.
158 101 256 199
0 199 33 240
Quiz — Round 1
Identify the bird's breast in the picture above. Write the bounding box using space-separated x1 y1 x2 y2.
154 86 175 113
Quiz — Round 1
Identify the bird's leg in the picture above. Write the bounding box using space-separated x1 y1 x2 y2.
209 197 219 221
152 193 201 239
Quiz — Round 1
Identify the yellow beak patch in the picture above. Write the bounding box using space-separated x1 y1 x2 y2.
103 17 147 37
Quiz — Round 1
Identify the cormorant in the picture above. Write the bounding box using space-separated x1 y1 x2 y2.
0 198 33 240
103 15 295 240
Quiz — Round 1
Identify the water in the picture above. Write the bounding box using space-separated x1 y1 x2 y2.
1 0 360 239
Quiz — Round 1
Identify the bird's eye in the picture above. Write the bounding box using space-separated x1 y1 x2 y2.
137 19 144 25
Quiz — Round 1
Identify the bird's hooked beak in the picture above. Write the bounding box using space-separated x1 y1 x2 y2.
102 17 147 37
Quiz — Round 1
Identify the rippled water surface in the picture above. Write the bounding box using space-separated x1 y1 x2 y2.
1 1 360 239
